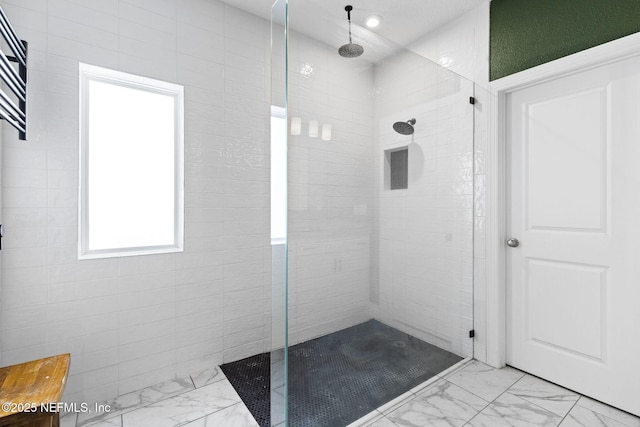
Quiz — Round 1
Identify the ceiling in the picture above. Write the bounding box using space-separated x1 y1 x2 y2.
220 0 487 58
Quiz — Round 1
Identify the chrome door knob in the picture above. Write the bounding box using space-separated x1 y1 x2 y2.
506 238 520 248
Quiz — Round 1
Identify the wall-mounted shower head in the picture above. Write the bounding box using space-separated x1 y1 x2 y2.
338 5 364 58
393 118 416 135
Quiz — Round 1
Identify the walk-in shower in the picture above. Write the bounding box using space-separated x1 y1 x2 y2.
263 1 475 425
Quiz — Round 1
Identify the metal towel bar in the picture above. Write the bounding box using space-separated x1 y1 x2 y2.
0 5 27 140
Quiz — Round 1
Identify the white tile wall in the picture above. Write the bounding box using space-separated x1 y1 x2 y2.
0 0 272 406
407 2 491 363
285 32 374 345
409 2 490 89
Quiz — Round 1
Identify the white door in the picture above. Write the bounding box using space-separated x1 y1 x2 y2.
506 54 640 416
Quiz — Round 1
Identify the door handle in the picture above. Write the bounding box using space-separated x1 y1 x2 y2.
506 238 520 248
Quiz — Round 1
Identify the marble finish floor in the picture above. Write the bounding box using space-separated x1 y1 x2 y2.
61 359 640 427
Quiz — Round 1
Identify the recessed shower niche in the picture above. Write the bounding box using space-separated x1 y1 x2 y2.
385 146 409 190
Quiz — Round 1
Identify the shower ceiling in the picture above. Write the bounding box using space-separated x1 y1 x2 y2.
220 0 488 51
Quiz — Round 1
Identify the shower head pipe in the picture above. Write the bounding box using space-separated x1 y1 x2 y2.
338 5 364 58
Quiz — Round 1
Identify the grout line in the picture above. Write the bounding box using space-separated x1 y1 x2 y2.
504 370 527 391
574 399 640 427
118 383 241 426
500 389 568 418
441 375 488 403
453 365 527 426
460 389 505 427
557 399 580 426
475 381 567 425
78 377 202 427
436 357 474 380
462 406 487 427
445 370 524 404
506 374 582 419
171 407 217 427
575 395 640 425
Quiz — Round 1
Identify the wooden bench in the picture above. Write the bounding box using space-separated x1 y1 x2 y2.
0 354 70 427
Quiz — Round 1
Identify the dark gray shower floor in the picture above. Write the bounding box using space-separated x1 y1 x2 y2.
221 319 463 427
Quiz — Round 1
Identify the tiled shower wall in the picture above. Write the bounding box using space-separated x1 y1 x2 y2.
0 0 272 405
283 30 477 357
285 33 375 345
371 51 475 358
410 2 491 363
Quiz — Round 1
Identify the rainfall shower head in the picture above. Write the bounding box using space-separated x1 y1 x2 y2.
393 118 416 135
339 42 364 58
338 5 364 58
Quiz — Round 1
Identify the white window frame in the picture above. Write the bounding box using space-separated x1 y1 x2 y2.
78 63 184 259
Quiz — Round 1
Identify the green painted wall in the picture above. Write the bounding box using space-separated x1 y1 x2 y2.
490 0 640 81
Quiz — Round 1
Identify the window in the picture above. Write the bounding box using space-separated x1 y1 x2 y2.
271 106 287 244
79 63 184 259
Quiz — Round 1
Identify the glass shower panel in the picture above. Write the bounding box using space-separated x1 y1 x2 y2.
270 1 287 426
285 15 375 354
285 11 378 423
374 52 475 359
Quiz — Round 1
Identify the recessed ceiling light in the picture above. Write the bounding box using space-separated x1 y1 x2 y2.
365 15 382 28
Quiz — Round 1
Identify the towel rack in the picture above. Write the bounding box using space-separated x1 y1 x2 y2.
0 5 27 140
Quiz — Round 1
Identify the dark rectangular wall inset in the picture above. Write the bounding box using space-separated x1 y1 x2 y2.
389 149 408 190
490 0 640 80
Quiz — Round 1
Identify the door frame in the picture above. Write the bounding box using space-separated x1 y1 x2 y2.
485 32 640 368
